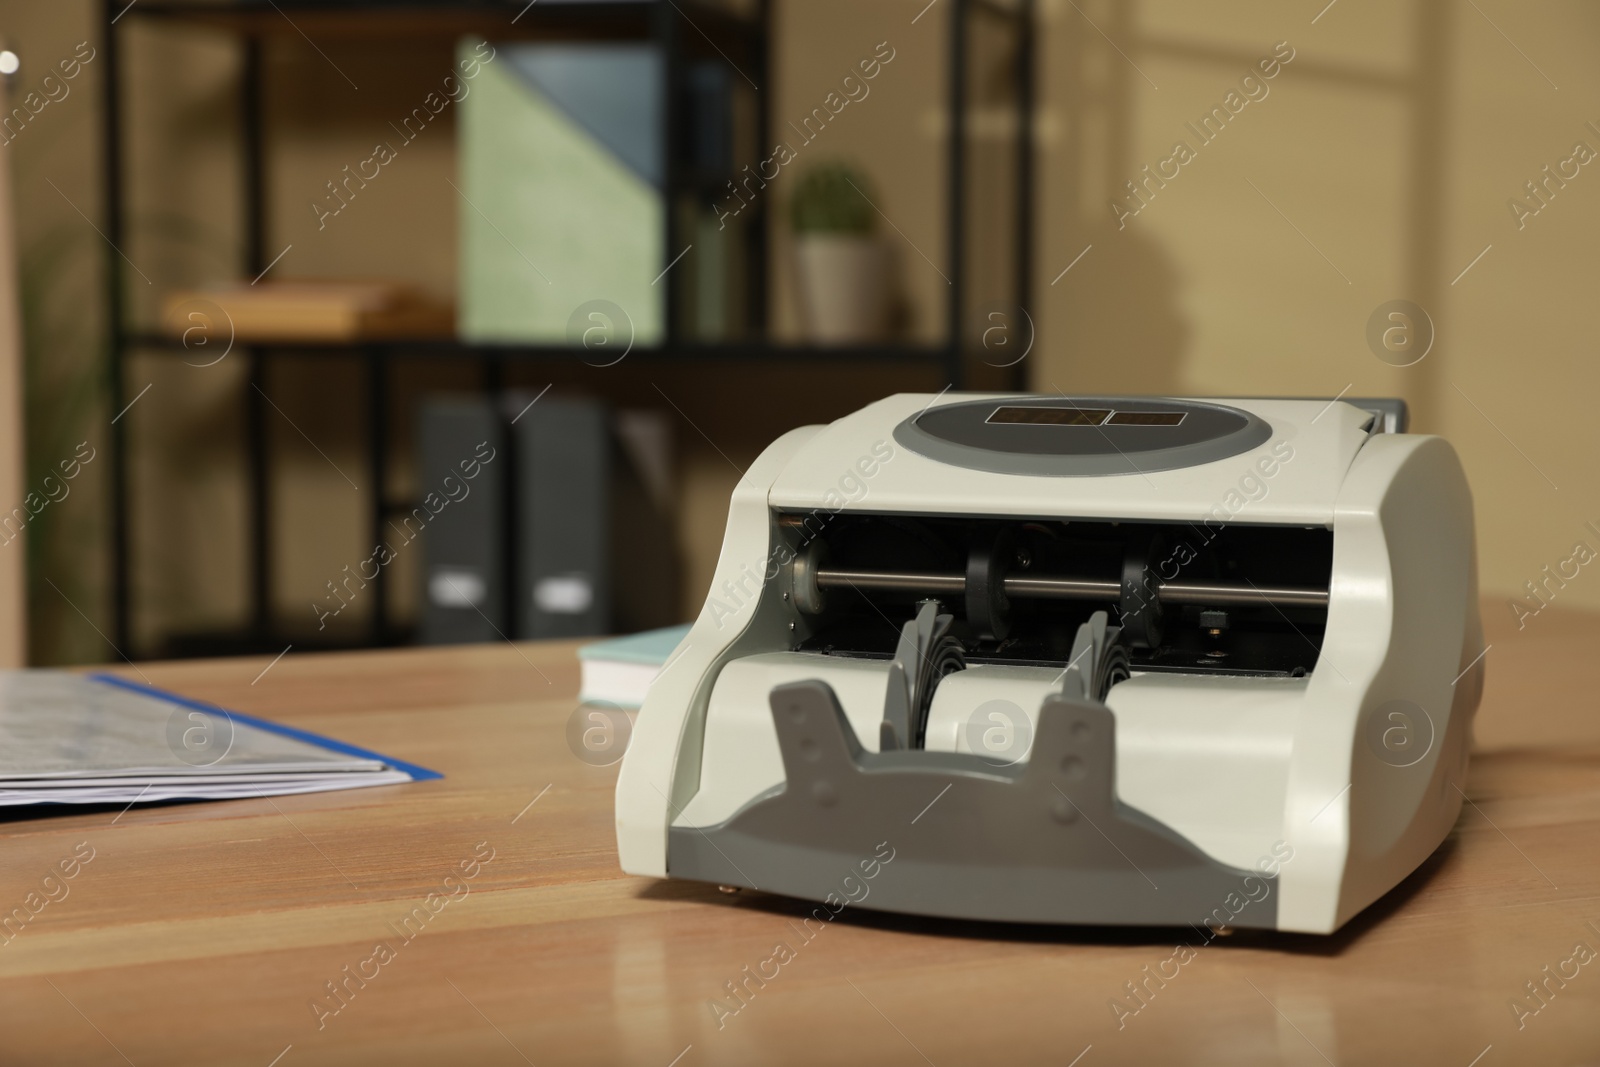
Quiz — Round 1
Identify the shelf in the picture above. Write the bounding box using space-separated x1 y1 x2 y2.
122 333 950 364
102 0 1034 660
124 0 763 54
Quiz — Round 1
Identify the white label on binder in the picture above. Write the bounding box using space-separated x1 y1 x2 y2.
535 575 594 614
430 568 487 608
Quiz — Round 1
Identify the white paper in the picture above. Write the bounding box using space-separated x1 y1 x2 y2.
0 672 418 807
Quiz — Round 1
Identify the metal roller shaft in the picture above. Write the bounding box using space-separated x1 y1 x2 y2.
814 567 1327 608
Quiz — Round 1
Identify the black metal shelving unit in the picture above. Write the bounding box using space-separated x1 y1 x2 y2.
101 0 1036 658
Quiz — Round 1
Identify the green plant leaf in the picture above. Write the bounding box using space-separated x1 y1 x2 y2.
789 162 876 235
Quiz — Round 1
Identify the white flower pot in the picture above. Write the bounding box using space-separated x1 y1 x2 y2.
794 235 891 344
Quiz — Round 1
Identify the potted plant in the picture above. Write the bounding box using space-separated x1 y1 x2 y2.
790 163 892 344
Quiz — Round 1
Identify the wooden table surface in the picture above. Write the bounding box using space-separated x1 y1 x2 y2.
2 601 1598 1067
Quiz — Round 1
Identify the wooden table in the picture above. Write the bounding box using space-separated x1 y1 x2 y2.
3 601 1598 1066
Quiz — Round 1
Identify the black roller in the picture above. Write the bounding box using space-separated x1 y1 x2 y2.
966 525 1016 642
1119 534 1164 649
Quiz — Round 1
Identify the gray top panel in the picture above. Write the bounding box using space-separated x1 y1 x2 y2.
893 396 1274 477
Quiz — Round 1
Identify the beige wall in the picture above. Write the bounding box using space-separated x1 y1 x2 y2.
6 0 1600 661
1032 0 1600 630
1438 2 1600 623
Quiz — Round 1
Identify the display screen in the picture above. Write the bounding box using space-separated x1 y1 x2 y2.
986 407 1187 427
987 406 1111 426
1108 410 1187 426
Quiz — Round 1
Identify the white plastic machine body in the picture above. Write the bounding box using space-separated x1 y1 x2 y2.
615 394 1482 934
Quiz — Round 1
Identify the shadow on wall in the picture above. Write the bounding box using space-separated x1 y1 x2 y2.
1052 219 1189 396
